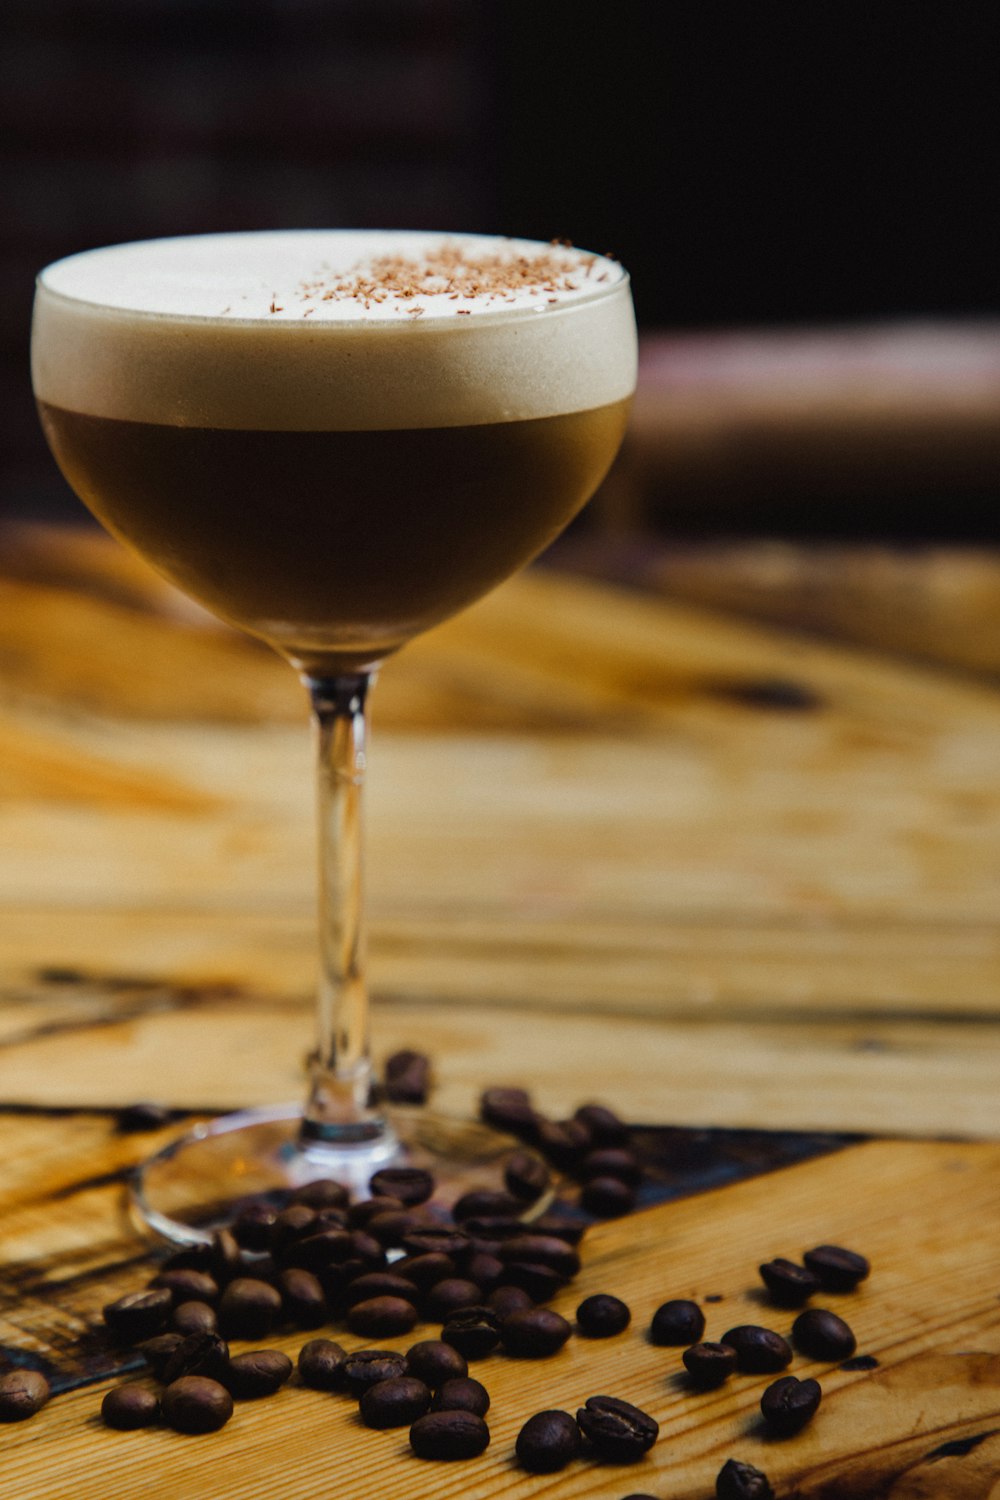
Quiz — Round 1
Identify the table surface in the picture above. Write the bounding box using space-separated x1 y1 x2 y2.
1 523 999 1498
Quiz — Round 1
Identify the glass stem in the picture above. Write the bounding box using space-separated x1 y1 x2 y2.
300 671 386 1145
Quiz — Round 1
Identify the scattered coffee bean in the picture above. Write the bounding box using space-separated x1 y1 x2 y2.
803 1244 870 1293
231 1201 278 1251
758 1257 820 1307
0 1369 50 1422
465 1252 503 1292
103 1288 173 1343
497 1261 564 1302
347 1295 419 1339
209 1228 242 1283
441 1307 501 1360
577 1293 631 1338
348 1196 405 1229
394 1252 456 1290
480 1085 538 1138
170 1300 218 1338
360 1375 432 1429
760 1374 821 1436
516 1409 582 1473
401 1226 471 1259
535 1117 591 1169
504 1150 551 1202
342 1272 420 1309
619 1494 661 1500
405 1339 468 1388
650 1298 705 1346
573 1102 630 1145
369 1166 435 1206
499 1234 580 1279
577 1394 659 1463
297 1338 346 1391
281 1227 354 1272
792 1308 857 1361
452 1189 523 1222
716 1458 774 1499
277 1267 328 1328
531 1211 587 1246
409 1408 491 1460
150 1269 219 1306
580 1148 642 1185
115 1102 172 1133
431 1376 491 1416
339 1349 408 1397
161 1375 233 1434
841 1353 879 1371
137 1332 184 1380
349 1228 387 1267
224 1349 293 1399
365 1209 423 1249
290 1178 350 1211
487 1284 533 1318
383 1048 431 1105
721 1325 793 1374
425 1278 483 1321
581 1177 635 1217
162 1332 231 1386
270 1204 319 1253
101 1383 159 1429
682 1340 739 1388
218 1277 282 1340
500 1307 572 1358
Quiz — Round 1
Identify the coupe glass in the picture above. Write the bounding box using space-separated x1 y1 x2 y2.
31 230 636 1242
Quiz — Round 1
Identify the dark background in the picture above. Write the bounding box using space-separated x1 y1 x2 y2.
3 0 998 518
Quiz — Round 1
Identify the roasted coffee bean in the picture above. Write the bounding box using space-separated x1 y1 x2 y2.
209 1228 242 1283
432 1376 491 1416
277 1267 328 1328
365 1209 423 1248
458 1215 522 1248
297 1338 346 1391
383 1048 431 1105
162 1332 231 1386
291 1177 349 1211
504 1150 551 1203
531 1212 587 1246
348 1195 405 1228
401 1226 471 1259
218 1277 282 1340
650 1298 705 1346
441 1306 501 1360
516 1409 582 1473
410 1408 491 1460
394 1252 455 1290
347 1295 419 1339
348 1229 386 1267
101 1383 159 1429
581 1177 635 1217
803 1244 870 1293
161 1375 233 1434
116 1101 173 1133
758 1258 820 1307
425 1278 483 1321
486 1284 533 1318
573 1102 630 1145
369 1166 435 1206
499 1234 580 1278
453 1189 523 1222
841 1353 879 1370
279 1227 354 1272
760 1375 821 1436
480 1085 538 1138
150 1269 219 1306
405 1339 468 1388
137 1332 184 1380
103 1288 173 1343
465 1252 503 1292
792 1308 856 1361
721 1326 793 1375
577 1394 658 1462
0 1370 50 1422
270 1204 319 1252
340 1349 408 1397
536 1117 592 1169
312 1206 351 1232
499 1307 572 1358
619 1494 661 1500
580 1148 642 1185
231 1201 279 1251
716 1458 775 1499
360 1375 432 1429
577 1293 631 1338
224 1349 293 1399
171 1300 218 1337
160 1243 213 1274
343 1272 421 1309
497 1261 564 1302
682 1341 738 1388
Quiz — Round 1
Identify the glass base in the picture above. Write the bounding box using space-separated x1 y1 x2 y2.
129 1103 540 1246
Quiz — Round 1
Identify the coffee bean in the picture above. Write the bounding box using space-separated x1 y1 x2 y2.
365 1209 423 1248
803 1244 870 1293
721 1325 793 1374
170 1300 218 1337
580 1148 642 1186
792 1308 857 1361
465 1252 504 1292
536 1117 591 1169
161 1375 233 1434
340 1349 408 1397
504 1150 551 1203
394 1252 456 1290
209 1228 242 1283
116 1102 172 1133
232 1201 279 1250
297 1338 346 1391
841 1353 879 1370
383 1048 431 1105
424 1278 483 1321
291 1177 350 1211
409 1409 491 1460
0 1370 50 1422
347 1295 419 1338
487 1284 533 1319
650 1298 705 1346
401 1226 471 1259
431 1376 491 1416
277 1267 328 1328
101 1383 159 1429
369 1166 435 1206
270 1204 319 1253
577 1293 631 1338
103 1288 173 1343
224 1350 293 1399
496 1260 564 1302
281 1227 354 1273
499 1234 580 1279
160 1243 213 1274
343 1272 421 1309
348 1196 405 1229
758 1258 820 1307
360 1375 432 1429
682 1341 738 1388
162 1332 231 1386
577 1394 658 1463
218 1277 282 1340
573 1102 630 1145
137 1333 184 1380
581 1177 635 1217
516 1409 582 1473
480 1085 538 1138
499 1307 572 1358
716 1458 775 1499
150 1269 219 1306
405 1339 468 1388
531 1212 587 1246
348 1229 386 1267
760 1375 821 1436
441 1306 501 1360
619 1494 661 1500
452 1189 523 1222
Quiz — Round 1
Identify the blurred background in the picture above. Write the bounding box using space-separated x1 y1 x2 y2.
3 0 999 655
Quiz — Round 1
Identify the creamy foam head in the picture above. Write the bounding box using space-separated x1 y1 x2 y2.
32 231 636 430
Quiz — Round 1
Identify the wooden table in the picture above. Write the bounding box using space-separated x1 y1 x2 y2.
2 523 999 1497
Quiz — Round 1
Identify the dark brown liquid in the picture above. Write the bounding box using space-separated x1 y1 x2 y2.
38 401 629 672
